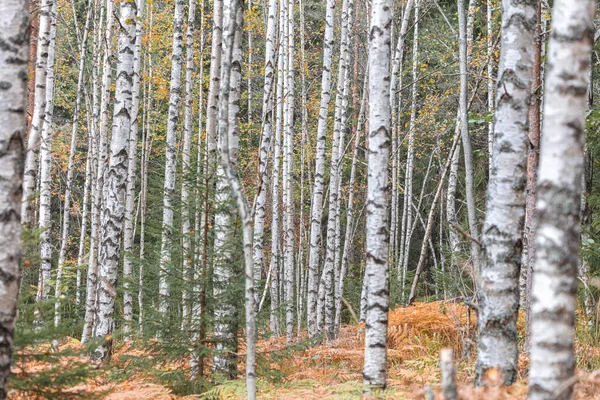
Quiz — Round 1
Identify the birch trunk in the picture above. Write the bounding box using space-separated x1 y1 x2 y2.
76 122 94 306
390 0 414 263
457 0 481 272
529 1 595 398
122 0 145 339
216 0 256 393
82 0 114 343
399 0 419 299
36 0 57 303
363 0 391 389
92 0 136 361
487 0 494 176
190 0 206 372
283 0 295 343
335 75 367 334
269 28 284 336
475 0 536 385
22 0 54 226
54 0 93 326
321 0 352 342
180 0 196 328
138 2 153 337
158 0 185 317
307 0 335 340
252 0 277 307
0 0 29 394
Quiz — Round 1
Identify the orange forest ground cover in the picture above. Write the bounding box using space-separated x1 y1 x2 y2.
9 301 600 399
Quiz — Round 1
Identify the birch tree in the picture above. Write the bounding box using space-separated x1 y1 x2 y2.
180 0 196 327
83 0 114 343
158 0 185 317
122 0 145 338
457 0 481 272
22 0 54 226
307 0 335 339
252 0 277 307
529 1 595 398
475 0 536 385
0 0 29 394
36 0 57 303
92 0 136 361
216 0 256 393
363 0 391 389
320 0 352 342
55 0 93 326
283 0 295 343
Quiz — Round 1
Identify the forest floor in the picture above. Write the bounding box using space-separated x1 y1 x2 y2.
9 301 600 399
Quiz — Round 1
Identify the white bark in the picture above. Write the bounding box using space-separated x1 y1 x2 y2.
158 0 185 317
180 0 196 328
457 0 481 272
268 25 284 336
22 0 54 226
216 0 256 394
321 0 352 342
92 0 136 361
122 0 145 339
335 75 367 334
54 0 93 327
390 0 414 263
529 1 595 398
283 0 295 344
0 0 28 393
399 0 419 299
307 0 335 340
363 0 391 389
138 2 154 337
476 0 536 385
190 1 206 371
252 0 277 308
36 0 57 304
82 0 114 343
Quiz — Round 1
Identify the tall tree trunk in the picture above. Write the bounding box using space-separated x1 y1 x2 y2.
457 0 481 272
199 0 222 374
252 0 277 307
92 0 136 361
390 0 414 265
190 0 206 376
82 0 114 344
363 0 391 389
475 0 536 386
283 0 295 343
307 0 335 340
529 1 595 398
122 0 145 339
158 0 185 318
335 75 367 334
216 0 256 394
76 121 94 306
399 0 419 300
54 1 93 325
321 0 352 342
180 0 196 329
487 0 494 176
0 0 29 394
523 1 542 352
268 25 284 336
22 0 54 226
138 1 154 337
36 0 57 304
